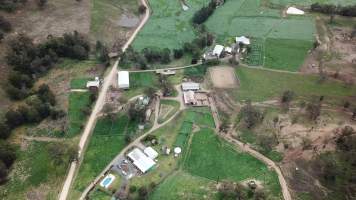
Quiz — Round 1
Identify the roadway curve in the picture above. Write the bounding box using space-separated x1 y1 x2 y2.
58 0 151 199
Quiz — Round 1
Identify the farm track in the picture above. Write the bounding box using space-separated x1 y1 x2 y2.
209 98 292 200
58 0 151 199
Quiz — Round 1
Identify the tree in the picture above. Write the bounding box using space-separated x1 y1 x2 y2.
143 87 156 99
240 101 263 129
0 16 12 32
218 181 246 200
0 141 16 168
0 123 11 139
37 84 56 106
5 109 24 128
352 108 356 121
0 160 8 184
306 101 321 121
161 48 171 64
37 0 47 9
173 49 183 59
138 4 146 14
281 90 295 104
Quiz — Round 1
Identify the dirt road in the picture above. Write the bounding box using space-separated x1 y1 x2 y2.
58 0 151 199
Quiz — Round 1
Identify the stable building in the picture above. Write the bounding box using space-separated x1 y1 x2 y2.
182 82 200 91
183 91 197 105
118 71 130 89
127 148 155 173
143 147 159 160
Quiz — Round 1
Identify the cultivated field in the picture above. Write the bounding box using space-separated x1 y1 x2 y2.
205 0 316 71
209 66 238 88
132 0 210 50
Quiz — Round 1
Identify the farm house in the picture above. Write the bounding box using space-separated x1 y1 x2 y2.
127 148 156 173
118 71 130 89
213 44 225 57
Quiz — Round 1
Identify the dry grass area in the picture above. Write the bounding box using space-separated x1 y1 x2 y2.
301 16 356 84
209 66 238 89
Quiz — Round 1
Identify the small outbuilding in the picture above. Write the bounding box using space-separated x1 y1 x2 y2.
286 7 305 15
86 77 100 90
236 36 250 45
118 71 130 89
213 44 224 57
182 82 200 91
144 147 159 159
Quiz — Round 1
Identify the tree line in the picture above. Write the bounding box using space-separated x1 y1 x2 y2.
311 3 356 17
5 32 90 100
192 0 217 24
0 31 90 184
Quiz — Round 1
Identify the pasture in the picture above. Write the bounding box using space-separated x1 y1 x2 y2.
0 141 72 200
131 0 210 50
205 0 316 71
183 128 282 197
67 92 91 137
123 72 159 98
70 115 131 199
149 171 218 200
232 67 356 105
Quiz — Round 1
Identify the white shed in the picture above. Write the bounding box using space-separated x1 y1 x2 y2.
118 71 129 89
213 45 224 57
144 147 159 159
236 36 250 45
286 7 305 15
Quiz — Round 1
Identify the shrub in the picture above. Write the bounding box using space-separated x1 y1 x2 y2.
173 49 183 59
138 4 146 14
0 16 12 32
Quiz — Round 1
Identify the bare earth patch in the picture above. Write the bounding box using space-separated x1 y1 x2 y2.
209 66 238 89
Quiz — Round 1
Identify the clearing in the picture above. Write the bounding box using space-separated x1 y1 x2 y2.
209 66 238 88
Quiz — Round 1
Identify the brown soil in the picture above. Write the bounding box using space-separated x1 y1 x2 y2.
301 17 356 84
209 66 238 89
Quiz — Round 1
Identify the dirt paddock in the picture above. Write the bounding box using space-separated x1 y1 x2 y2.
209 66 238 88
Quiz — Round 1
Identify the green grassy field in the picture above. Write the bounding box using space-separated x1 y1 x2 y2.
183 128 282 197
233 67 356 105
205 0 316 71
0 141 72 200
123 72 159 98
158 100 180 124
267 0 356 7
264 38 313 71
67 92 91 137
70 115 132 199
70 78 91 89
149 171 219 200
132 0 210 50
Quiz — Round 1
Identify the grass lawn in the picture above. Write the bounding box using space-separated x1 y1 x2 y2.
90 0 139 44
0 141 72 200
264 38 313 71
122 72 159 99
67 92 91 137
149 171 219 200
232 67 356 105
70 114 132 199
183 128 282 197
132 0 210 50
70 78 91 89
158 100 180 124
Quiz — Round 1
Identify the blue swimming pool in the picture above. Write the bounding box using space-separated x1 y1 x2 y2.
100 174 115 188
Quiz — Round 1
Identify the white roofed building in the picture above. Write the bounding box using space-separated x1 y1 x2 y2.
213 45 224 57
182 82 200 91
286 7 305 15
118 71 130 89
183 91 197 105
127 148 155 173
144 147 159 159
236 36 250 45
